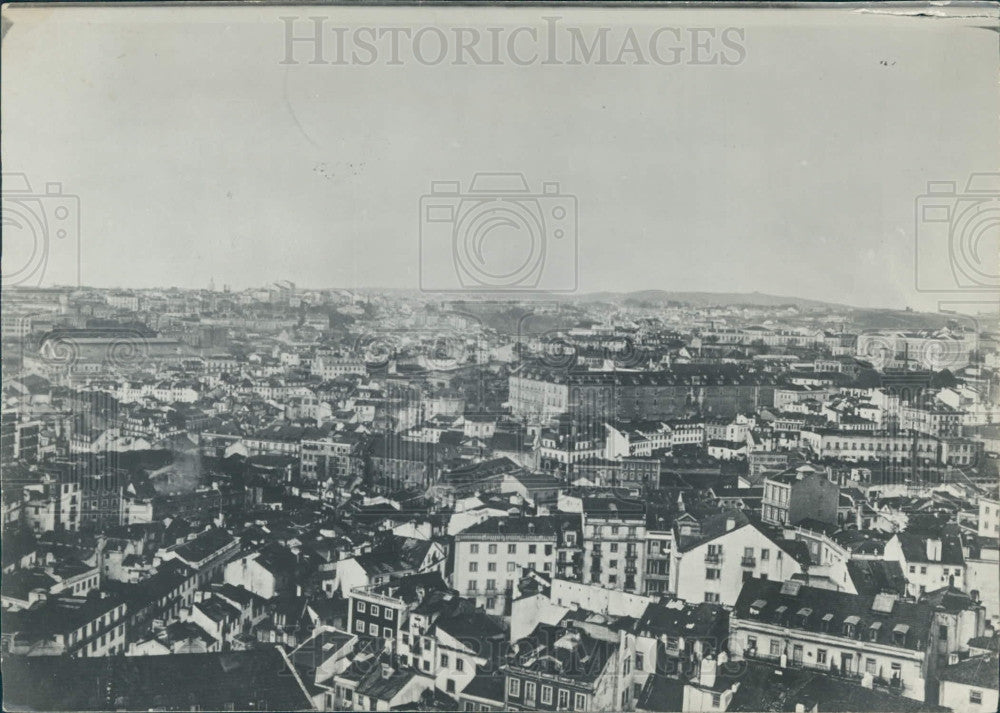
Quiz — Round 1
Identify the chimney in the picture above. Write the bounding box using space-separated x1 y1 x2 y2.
795 705 806 713
381 663 393 679
699 656 717 688
926 538 942 562
725 518 736 532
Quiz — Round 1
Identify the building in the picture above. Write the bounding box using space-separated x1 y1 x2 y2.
761 466 840 527
453 517 558 616
730 579 941 701
669 512 807 607
884 532 966 598
978 492 1000 538
937 654 999 713
581 497 647 594
503 620 636 712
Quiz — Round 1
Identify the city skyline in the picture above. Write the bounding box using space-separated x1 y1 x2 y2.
3 5 998 311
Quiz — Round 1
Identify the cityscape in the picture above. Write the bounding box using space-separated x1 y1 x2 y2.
2 3 999 712
1 284 998 712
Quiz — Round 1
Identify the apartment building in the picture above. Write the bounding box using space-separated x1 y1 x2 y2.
503 621 637 712
884 532 966 598
669 513 807 607
453 517 558 616
761 466 839 527
730 579 940 701
582 497 647 594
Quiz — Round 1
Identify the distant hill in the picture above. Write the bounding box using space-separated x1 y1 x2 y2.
574 290 851 311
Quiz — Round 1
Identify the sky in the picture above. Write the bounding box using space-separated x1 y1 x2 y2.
2 4 998 312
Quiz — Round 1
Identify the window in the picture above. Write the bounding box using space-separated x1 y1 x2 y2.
909 565 916 573
488 561 497 572
486 597 496 609
470 544 479 554
865 658 876 674
524 682 536 701
507 562 517 572
920 566 927 574
385 609 393 620
469 562 478 572
769 640 781 656
371 605 380 617
610 560 618 569
441 654 449 668
712 693 722 708
456 658 464 672
356 601 366 613
706 568 720 580
558 690 569 708
488 544 497 554
368 623 378 636
486 579 496 591
508 544 516 554
541 685 553 704
529 545 537 554
969 690 983 705
508 678 520 696
611 543 619 553
355 620 365 633
383 627 392 639
817 649 827 665
422 660 430 672
446 680 456 694
635 652 644 671
575 693 586 709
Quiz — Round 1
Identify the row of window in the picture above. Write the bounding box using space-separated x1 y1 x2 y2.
355 620 393 639
507 678 584 709
468 543 550 555
355 601 395 619
469 561 520 573
747 635 907 675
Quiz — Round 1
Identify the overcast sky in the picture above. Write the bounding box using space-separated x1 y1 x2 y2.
2 4 997 311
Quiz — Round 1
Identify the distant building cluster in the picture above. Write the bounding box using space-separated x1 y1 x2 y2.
1 284 998 712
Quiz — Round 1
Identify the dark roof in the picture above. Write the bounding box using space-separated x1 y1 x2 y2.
636 674 685 712
635 601 728 640
733 579 934 652
433 608 505 644
938 654 999 689
846 560 908 597
894 532 965 566
458 516 559 539
171 528 236 565
727 660 948 712
0 649 312 711
459 669 505 703
505 623 618 684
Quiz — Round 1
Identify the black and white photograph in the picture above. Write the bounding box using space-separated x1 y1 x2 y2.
1 2 999 712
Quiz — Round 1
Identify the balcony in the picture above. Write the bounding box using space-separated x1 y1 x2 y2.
741 556 756 568
704 553 722 564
